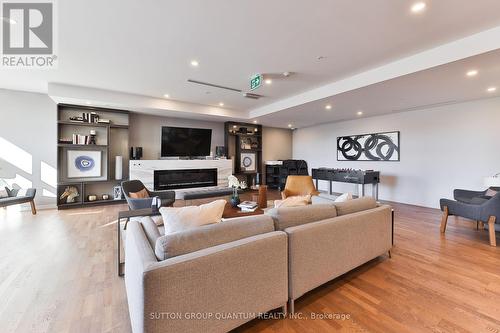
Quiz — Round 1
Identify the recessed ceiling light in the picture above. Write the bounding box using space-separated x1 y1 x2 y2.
1 17 17 24
85 101 92 105
487 87 497 92
253 120 257 124
288 124 292 128
357 111 363 116
163 94 170 98
265 79 272 85
190 60 199 67
325 104 332 110
233 125 237 128
411 2 426 13
218 102 224 107
466 70 478 77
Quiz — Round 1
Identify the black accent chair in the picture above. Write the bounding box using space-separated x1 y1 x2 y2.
0 187 37 214
440 187 500 246
121 180 175 210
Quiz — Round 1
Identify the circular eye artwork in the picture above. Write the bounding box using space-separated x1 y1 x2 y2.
242 156 252 167
75 155 95 171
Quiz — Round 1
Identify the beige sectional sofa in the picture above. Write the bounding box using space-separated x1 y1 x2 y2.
125 215 288 333
266 197 393 312
124 197 392 332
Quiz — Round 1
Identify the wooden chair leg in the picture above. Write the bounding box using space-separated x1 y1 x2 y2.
488 216 496 247
479 221 485 230
30 201 37 215
440 206 449 233
388 250 392 258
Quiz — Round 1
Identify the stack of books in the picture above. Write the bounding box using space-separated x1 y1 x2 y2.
237 201 258 212
72 134 92 145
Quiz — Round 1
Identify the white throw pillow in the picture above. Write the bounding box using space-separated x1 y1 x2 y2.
16 189 27 197
274 195 311 208
0 189 8 198
159 199 226 234
334 193 353 202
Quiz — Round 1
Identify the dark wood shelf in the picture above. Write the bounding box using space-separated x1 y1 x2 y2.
110 124 129 129
58 199 126 209
58 120 110 127
57 143 108 148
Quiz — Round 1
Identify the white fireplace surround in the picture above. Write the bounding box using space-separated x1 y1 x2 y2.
129 159 233 197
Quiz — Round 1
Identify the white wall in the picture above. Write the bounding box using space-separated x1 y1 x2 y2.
129 113 225 159
293 97 500 208
0 89 57 208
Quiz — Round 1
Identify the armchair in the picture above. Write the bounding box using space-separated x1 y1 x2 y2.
440 188 500 246
121 180 175 210
281 175 320 199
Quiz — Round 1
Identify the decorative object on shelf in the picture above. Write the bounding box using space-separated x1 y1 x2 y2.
115 155 123 180
337 131 400 161
255 173 261 185
59 186 79 203
240 152 256 172
113 185 122 200
484 173 500 187
250 140 259 149
237 127 248 134
215 146 226 158
241 137 252 149
228 175 241 207
88 130 97 145
130 147 143 160
67 150 102 178
102 194 110 200
240 181 247 190
88 195 97 202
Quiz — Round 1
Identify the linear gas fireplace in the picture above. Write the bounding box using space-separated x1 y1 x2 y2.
154 168 218 190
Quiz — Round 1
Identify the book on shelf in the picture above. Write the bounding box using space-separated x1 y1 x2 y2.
72 134 92 145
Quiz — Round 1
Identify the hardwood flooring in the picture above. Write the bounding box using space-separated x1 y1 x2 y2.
0 200 499 333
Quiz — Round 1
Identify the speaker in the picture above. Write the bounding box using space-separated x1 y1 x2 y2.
215 146 226 157
130 147 143 160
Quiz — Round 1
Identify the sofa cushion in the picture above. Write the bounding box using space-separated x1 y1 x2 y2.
154 214 275 260
334 192 353 202
274 195 311 208
485 188 499 197
334 197 378 216
159 199 226 234
140 217 162 250
266 204 337 231
0 189 8 199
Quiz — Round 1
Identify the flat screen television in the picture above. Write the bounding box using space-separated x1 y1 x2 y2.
161 126 212 157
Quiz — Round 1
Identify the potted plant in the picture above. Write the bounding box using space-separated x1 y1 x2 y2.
228 175 241 207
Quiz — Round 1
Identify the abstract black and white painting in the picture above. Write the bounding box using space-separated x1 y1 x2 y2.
67 150 102 178
337 131 400 161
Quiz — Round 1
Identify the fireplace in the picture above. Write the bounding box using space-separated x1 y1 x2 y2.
154 168 218 190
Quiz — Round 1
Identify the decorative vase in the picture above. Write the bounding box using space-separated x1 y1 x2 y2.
230 196 240 208
115 156 123 180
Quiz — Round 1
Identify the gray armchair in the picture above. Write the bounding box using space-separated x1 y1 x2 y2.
0 187 37 214
121 180 175 210
440 188 500 246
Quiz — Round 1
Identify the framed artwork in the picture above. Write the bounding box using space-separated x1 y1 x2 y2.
240 152 256 172
67 150 102 178
337 131 400 161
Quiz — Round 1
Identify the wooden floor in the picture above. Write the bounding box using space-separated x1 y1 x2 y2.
0 200 499 333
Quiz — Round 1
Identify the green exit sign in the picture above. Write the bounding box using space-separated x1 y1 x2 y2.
250 74 262 90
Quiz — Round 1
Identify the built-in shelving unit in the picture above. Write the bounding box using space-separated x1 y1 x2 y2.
224 121 263 186
57 104 130 209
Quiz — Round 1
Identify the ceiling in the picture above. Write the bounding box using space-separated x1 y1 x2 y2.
258 49 500 128
1 0 500 126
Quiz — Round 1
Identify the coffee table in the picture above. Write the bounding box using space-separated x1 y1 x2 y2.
222 202 264 219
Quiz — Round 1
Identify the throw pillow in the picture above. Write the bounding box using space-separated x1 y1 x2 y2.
0 189 8 199
334 192 353 202
16 189 27 197
129 188 149 199
485 188 498 197
159 199 226 234
274 195 311 208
